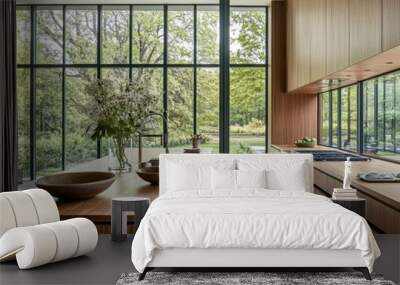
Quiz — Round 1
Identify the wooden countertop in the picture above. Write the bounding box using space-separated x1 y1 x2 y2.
56 150 160 223
57 169 158 222
273 144 400 211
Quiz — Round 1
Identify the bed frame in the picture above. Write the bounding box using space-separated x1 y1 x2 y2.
137 154 372 281
139 248 371 280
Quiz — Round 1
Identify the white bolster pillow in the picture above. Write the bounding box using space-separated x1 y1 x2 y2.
0 218 98 269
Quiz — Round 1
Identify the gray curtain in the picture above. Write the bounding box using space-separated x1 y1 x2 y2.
0 0 17 192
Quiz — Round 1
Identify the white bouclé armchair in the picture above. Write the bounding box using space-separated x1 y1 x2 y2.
0 189 98 269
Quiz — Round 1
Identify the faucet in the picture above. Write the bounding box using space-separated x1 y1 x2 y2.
138 112 169 164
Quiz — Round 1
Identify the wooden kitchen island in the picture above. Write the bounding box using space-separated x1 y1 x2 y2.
274 144 400 233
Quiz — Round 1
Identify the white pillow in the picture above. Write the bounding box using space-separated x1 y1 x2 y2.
168 162 212 191
237 158 309 192
236 169 267 189
266 165 307 191
211 168 237 190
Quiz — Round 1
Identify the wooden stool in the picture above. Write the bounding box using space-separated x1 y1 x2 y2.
111 197 150 241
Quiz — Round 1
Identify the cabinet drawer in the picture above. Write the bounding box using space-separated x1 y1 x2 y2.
358 192 400 233
314 169 328 190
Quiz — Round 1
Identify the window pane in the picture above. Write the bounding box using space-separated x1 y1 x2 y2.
132 6 164 64
230 7 266 64
230 67 265 153
363 80 377 155
36 69 62 176
65 68 97 168
197 68 219 153
36 6 63 64
383 78 396 152
101 68 129 84
66 6 97 64
17 69 31 180
17 7 31 64
132 68 163 114
319 92 330 145
363 71 400 161
168 6 194 64
168 68 193 149
132 68 164 152
197 6 219 64
332 90 339 147
102 6 129 64
341 85 357 151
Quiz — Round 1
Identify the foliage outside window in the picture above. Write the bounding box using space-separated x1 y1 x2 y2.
331 90 339 147
16 4 268 180
363 71 400 162
340 85 357 151
319 92 330 145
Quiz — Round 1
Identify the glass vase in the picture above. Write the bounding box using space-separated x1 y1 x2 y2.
108 137 132 173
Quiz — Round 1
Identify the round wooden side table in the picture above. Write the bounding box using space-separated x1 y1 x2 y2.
111 197 150 242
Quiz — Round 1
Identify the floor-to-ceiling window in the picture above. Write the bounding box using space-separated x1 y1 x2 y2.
16 4 268 180
229 7 267 153
318 69 400 162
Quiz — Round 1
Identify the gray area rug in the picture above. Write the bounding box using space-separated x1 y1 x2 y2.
116 272 395 285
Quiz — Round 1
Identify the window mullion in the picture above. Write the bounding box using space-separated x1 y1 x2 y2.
219 0 230 153
193 5 197 136
30 5 37 179
357 82 364 154
96 5 102 158
61 5 66 170
163 5 168 149
328 91 333 146
129 5 133 81
338 88 342 148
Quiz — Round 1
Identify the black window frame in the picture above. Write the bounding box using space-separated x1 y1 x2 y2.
16 3 269 180
318 68 400 164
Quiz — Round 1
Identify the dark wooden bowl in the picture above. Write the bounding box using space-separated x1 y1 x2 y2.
136 166 159 185
36 171 116 200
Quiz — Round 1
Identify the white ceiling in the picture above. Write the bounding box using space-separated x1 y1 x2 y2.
17 0 271 6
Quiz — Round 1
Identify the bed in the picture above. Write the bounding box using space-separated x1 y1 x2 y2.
131 154 380 280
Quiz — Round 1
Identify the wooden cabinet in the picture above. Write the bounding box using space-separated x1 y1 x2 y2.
287 0 311 91
296 0 311 87
349 0 382 64
309 0 327 81
286 0 400 92
326 0 349 74
314 168 400 233
382 0 400 51
286 0 297 91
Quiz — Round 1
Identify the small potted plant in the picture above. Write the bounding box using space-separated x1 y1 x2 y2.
84 77 158 172
191 134 204 149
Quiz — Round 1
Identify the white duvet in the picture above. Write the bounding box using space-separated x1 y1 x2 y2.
131 190 380 273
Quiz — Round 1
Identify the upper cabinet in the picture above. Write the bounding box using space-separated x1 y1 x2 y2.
309 0 327 82
349 0 382 64
382 0 400 51
286 0 313 90
286 0 400 93
326 0 349 74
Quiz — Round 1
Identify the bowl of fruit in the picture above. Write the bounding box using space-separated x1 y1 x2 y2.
295 137 316 148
